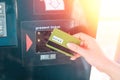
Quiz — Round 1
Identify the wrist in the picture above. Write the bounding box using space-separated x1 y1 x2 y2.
103 59 120 80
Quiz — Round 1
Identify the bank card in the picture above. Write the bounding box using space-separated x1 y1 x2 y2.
46 28 81 57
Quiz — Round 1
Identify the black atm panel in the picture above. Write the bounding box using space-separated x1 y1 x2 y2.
21 20 75 66
17 0 75 66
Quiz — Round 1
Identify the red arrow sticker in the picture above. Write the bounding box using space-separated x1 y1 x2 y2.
26 34 33 52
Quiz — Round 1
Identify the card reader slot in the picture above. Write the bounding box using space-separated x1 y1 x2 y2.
47 41 75 55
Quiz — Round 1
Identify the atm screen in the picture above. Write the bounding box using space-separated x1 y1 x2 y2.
33 0 68 15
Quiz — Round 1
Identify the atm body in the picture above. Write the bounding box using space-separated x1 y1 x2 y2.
0 0 100 80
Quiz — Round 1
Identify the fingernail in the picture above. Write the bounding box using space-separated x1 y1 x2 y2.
80 41 88 48
70 57 75 60
80 41 84 46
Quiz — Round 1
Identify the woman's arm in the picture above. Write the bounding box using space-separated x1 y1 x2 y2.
67 33 120 80
104 60 120 80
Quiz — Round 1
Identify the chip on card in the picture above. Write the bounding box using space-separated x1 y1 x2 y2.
46 28 81 57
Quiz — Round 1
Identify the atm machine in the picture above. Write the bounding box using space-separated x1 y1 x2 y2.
0 0 100 80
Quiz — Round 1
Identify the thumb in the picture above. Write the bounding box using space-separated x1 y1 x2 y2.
67 43 85 56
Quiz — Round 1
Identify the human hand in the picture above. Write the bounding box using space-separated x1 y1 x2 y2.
67 33 109 72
